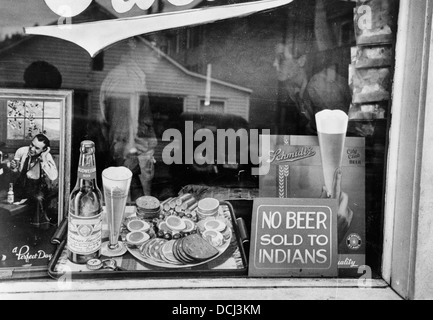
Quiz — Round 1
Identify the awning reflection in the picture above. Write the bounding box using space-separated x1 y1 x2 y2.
25 0 293 57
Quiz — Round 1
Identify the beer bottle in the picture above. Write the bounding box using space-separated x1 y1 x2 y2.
7 183 14 204
67 141 103 264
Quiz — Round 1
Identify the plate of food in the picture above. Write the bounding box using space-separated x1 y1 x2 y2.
126 197 233 269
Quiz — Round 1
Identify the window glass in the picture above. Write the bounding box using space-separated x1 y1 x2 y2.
0 0 398 279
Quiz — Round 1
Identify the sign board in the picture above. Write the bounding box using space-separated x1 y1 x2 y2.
248 198 338 278
0 89 72 278
259 135 365 277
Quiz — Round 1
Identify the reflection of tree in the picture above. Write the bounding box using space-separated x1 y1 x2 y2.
7 100 47 139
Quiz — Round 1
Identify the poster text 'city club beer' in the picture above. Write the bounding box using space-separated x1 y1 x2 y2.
248 198 338 277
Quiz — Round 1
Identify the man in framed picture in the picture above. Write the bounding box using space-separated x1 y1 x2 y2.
10 134 58 227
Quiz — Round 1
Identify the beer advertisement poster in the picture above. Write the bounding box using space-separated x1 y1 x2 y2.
0 90 71 277
259 135 366 277
248 198 338 278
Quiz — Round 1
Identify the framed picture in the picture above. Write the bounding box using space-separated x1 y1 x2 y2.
0 89 72 279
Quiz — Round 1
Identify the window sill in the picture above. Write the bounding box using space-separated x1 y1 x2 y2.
0 278 402 300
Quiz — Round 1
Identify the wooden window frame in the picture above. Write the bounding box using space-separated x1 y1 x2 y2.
382 0 433 300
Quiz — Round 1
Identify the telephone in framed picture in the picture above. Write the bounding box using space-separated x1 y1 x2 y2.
0 89 71 279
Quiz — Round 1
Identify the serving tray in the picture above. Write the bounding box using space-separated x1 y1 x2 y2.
47 201 248 279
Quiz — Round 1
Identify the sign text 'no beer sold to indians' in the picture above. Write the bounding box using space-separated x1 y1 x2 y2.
249 198 338 277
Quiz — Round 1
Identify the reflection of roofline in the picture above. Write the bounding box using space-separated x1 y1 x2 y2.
0 1 252 94
138 38 253 94
0 36 252 95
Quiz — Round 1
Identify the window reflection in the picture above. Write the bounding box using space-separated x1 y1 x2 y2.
0 0 398 276
99 38 158 200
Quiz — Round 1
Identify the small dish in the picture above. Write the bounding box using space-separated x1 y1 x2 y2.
127 219 151 233
126 231 150 247
204 219 227 233
202 230 224 247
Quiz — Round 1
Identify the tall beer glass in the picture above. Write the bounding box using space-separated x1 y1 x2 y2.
101 166 133 257
315 110 349 198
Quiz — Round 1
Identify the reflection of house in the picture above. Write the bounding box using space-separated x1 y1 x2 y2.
0 2 252 165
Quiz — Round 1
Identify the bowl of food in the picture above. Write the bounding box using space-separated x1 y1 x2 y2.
196 198 220 220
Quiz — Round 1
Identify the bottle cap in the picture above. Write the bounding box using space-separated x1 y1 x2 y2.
86 259 103 271
102 259 118 271
81 140 95 147
80 141 95 153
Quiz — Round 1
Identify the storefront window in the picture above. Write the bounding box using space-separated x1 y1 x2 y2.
0 0 399 282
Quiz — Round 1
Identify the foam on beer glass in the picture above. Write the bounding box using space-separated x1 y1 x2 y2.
315 110 349 198
101 166 133 257
103 167 133 184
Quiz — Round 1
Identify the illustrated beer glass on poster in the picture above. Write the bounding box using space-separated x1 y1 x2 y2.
250 110 365 277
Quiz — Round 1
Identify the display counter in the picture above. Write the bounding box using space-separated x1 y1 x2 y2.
0 199 401 300
0 277 400 300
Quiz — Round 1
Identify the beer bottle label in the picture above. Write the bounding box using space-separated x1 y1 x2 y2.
67 210 102 255
7 193 14 204
77 166 97 181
